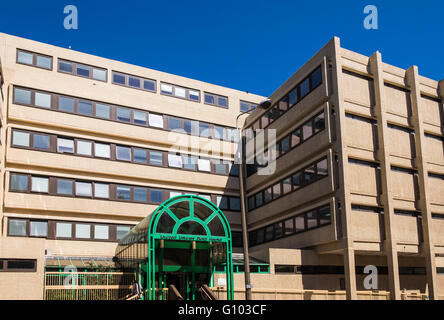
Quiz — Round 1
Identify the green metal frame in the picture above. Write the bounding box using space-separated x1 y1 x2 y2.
145 195 234 300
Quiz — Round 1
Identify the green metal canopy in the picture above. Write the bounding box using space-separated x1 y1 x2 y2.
115 194 234 300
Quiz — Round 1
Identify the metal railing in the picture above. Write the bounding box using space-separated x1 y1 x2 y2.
44 272 135 300
199 285 218 300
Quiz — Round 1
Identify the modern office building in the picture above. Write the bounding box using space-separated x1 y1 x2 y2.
0 33 442 300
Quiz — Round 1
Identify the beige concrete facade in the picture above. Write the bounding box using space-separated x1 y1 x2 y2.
0 33 443 300
244 37 444 300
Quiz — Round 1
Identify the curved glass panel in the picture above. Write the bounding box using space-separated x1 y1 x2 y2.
207 216 225 237
177 221 207 235
193 201 214 221
156 211 176 234
169 201 190 220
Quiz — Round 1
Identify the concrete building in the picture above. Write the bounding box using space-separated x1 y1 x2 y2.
0 33 442 300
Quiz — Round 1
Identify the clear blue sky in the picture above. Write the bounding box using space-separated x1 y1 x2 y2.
1 0 443 97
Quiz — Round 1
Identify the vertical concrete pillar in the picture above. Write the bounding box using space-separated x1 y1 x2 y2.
329 37 357 300
406 66 438 300
369 52 401 300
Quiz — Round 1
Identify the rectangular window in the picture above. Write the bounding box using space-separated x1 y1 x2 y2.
199 123 210 138
265 225 274 242
282 178 292 195
33 134 50 150
8 219 27 236
150 189 163 204
150 151 163 166
292 171 302 189
76 64 90 77
205 93 228 108
92 68 107 81
183 155 197 171
35 92 51 108
161 83 173 95
275 265 296 274
205 93 215 105
279 96 289 113
256 229 265 244
31 177 49 193
116 186 131 200
59 60 73 73
95 103 110 119
14 88 31 105
6 260 37 272
304 165 316 184
264 188 272 204
17 50 52 70
12 131 30 147
230 197 241 211
302 121 313 140
289 87 299 106
217 196 229 210
189 90 199 101
306 211 318 229
311 67 323 89
280 136 291 154
17 50 34 65
317 159 328 178
94 225 109 240
144 80 156 91
134 187 147 202
134 148 147 163
300 78 310 98
197 158 211 172
168 154 183 168
149 114 164 128
168 117 182 131
133 110 147 125
214 161 227 175
78 100 93 116
295 215 305 232
128 76 141 88
183 120 192 135
175 87 186 98
261 114 269 128
255 192 263 208
76 224 91 239
94 183 109 199
117 107 131 123
284 218 294 235
57 179 73 195
117 226 131 240
218 96 228 108
319 206 331 226
76 182 92 197
30 221 47 237
116 146 131 161
170 191 183 198
10 174 28 191
56 222 72 238
213 126 226 140
240 101 256 113
94 143 110 158
77 140 92 156
291 129 301 147
59 96 75 113
275 222 284 239
314 113 325 133
112 72 126 85
272 183 281 200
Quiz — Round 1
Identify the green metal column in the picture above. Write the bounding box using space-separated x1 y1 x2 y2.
191 241 196 300
159 240 164 300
